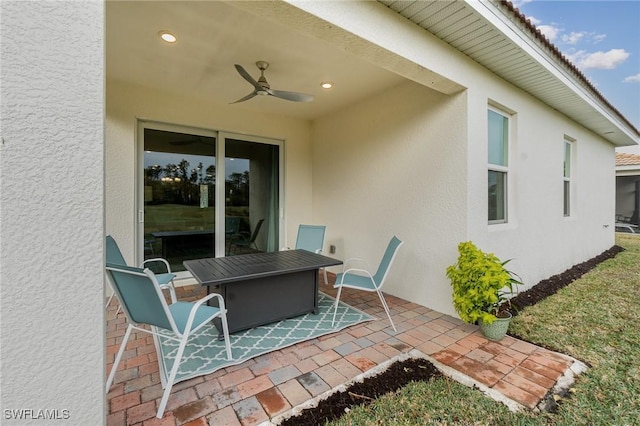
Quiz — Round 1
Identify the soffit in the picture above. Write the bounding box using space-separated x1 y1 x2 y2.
379 0 639 147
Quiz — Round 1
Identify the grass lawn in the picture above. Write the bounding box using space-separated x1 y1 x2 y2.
329 234 640 425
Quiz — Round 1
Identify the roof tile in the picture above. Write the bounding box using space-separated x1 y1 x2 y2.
616 153 640 166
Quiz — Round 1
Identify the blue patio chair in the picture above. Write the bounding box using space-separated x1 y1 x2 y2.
106 235 177 313
228 218 264 254
284 224 328 284
105 263 232 419
331 236 403 332
224 216 242 254
225 216 241 236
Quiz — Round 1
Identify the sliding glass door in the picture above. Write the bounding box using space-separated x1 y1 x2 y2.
141 126 217 272
138 122 282 275
224 138 280 256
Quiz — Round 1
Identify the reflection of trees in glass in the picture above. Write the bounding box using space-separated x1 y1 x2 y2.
204 165 215 184
145 158 218 206
145 158 250 208
226 171 249 206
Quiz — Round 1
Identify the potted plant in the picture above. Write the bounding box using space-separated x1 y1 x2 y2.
446 241 522 341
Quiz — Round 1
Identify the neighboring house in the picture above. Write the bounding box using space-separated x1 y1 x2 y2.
615 153 640 226
1 1 638 421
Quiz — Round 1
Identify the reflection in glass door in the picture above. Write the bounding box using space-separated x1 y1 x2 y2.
139 124 283 274
224 138 280 256
142 128 217 272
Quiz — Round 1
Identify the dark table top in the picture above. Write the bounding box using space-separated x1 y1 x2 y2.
152 229 214 238
183 249 342 286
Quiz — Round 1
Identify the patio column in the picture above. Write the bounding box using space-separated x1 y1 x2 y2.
0 1 104 424
632 179 640 225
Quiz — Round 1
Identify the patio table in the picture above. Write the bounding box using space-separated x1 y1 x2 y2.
184 250 342 334
152 229 214 259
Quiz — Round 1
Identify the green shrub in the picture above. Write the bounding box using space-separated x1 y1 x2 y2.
446 241 521 324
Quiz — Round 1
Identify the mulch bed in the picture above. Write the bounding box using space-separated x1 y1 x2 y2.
278 245 624 425
508 245 624 314
279 357 441 426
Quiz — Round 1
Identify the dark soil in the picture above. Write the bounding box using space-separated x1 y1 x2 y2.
279 245 624 425
279 357 441 426
508 245 624 315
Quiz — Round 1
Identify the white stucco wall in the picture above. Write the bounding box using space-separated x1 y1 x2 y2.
313 81 468 315
313 72 615 318
0 2 104 424
465 75 616 289
106 79 314 269
301 0 617 315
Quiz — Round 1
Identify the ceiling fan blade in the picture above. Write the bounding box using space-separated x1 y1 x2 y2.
230 91 258 104
234 64 262 91
268 89 314 102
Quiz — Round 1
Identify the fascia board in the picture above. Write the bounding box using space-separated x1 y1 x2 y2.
464 0 637 146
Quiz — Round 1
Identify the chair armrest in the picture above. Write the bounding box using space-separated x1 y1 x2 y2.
337 268 375 285
141 258 171 273
183 293 228 335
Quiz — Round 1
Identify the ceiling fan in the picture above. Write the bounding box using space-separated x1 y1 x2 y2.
231 61 314 104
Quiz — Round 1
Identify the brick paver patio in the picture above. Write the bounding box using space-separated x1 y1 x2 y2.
106 273 583 425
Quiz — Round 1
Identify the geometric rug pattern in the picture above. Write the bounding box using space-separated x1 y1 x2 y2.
155 292 374 385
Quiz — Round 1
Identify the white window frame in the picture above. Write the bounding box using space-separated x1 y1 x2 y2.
563 137 574 218
488 106 511 224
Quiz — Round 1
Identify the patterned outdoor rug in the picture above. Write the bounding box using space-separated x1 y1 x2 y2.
156 293 374 384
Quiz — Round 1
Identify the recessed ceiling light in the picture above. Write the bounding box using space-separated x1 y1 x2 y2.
159 31 177 43
321 81 334 89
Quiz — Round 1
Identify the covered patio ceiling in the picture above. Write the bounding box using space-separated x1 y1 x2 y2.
106 1 410 121
107 0 637 146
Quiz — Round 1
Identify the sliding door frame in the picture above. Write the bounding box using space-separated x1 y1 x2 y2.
217 131 285 258
136 120 285 279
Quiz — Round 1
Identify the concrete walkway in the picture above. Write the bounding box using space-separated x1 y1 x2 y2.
106 274 585 425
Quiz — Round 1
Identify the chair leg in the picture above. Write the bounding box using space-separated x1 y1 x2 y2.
106 324 133 392
331 286 343 327
106 293 122 315
218 309 233 361
106 293 114 309
322 267 328 285
376 289 397 332
157 333 189 418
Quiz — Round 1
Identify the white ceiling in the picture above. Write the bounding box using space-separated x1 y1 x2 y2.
106 1 406 120
107 0 637 145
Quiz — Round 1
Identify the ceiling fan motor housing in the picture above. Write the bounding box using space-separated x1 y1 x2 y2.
231 60 314 103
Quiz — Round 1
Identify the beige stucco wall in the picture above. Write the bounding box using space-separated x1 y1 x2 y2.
106 79 314 270
0 1 104 423
313 81 468 315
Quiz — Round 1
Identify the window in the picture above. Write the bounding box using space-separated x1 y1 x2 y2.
563 138 573 217
488 108 509 223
